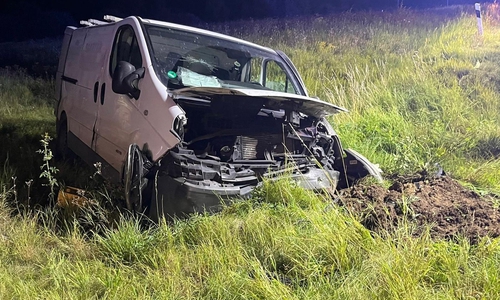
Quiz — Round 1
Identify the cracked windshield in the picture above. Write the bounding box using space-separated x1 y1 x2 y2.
146 25 298 94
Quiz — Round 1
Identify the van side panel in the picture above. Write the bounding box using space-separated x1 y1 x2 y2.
55 26 76 118
78 25 115 90
62 17 183 180
64 28 88 83
94 18 182 176
62 25 116 150
61 28 90 146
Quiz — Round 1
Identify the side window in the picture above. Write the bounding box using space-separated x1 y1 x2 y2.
263 60 296 94
248 57 263 83
110 26 143 76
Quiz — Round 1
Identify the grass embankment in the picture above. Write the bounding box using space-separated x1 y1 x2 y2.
0 7 500 299
0 182 499 298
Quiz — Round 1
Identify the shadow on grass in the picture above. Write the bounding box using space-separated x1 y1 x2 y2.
0 117 129 235
0 118 101 205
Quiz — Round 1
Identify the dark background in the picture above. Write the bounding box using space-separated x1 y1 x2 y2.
0 0 486 42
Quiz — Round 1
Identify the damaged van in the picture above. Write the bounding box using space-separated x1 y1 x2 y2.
55 15 382 220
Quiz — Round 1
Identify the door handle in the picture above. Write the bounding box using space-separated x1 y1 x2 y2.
93 81 99 103
100 83 106 105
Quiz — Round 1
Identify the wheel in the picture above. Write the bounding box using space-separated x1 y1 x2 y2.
124 144 148 213
55 117 73 160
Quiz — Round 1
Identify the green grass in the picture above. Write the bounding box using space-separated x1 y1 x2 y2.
0 68 106 204
1 6 500 299
0 68 56 201
0 180 499 299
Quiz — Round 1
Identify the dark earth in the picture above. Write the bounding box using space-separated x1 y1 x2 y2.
337 172 500 243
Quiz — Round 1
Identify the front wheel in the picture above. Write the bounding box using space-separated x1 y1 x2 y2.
123 144 149 213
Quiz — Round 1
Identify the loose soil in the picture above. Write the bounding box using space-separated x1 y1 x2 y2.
338 172 500 243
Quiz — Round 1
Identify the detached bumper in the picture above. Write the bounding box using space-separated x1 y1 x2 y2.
149 167 339 219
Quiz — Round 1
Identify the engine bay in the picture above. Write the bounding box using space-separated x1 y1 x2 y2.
157 94 342 188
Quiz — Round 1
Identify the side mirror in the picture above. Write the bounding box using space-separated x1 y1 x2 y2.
112 61 145 99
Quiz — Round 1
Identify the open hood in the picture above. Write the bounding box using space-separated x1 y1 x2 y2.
170 87 348 118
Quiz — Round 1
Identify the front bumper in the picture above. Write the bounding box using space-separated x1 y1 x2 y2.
151 166 339 217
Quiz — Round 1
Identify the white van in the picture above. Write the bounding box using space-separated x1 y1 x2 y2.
55 15 382 220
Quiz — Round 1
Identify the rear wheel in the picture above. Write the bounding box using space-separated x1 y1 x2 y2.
55 117 73 160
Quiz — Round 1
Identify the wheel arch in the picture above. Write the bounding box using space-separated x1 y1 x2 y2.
56 110 68 136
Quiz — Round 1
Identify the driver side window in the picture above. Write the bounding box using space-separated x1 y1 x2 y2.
110 26 143 76
263 60 296 94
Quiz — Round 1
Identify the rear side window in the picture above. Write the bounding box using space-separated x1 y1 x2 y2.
263 60 296 94
110 26 143 76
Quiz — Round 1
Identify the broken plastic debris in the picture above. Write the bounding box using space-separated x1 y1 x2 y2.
57 186 90 207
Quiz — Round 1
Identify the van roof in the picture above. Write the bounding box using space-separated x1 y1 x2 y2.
79 15 277 54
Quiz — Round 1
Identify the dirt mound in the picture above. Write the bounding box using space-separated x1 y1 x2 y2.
338 173 500 243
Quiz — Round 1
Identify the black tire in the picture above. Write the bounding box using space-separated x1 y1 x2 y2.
55 118 73 160
124 144 149 214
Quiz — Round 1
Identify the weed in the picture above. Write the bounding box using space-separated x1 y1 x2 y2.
36 133 59 203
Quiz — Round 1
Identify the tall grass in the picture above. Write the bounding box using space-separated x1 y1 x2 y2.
0 68 55 193
0 67 105 203
0 179 499 298
0 7 500 298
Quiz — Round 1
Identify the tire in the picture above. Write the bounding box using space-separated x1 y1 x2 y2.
55 118 73 160
124 144 149 214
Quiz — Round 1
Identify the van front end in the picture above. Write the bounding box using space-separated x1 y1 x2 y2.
147 139 341 220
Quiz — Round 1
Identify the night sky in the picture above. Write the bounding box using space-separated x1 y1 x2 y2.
0 0 484 42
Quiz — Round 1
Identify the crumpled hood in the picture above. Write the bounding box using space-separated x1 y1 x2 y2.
170 87 348 118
